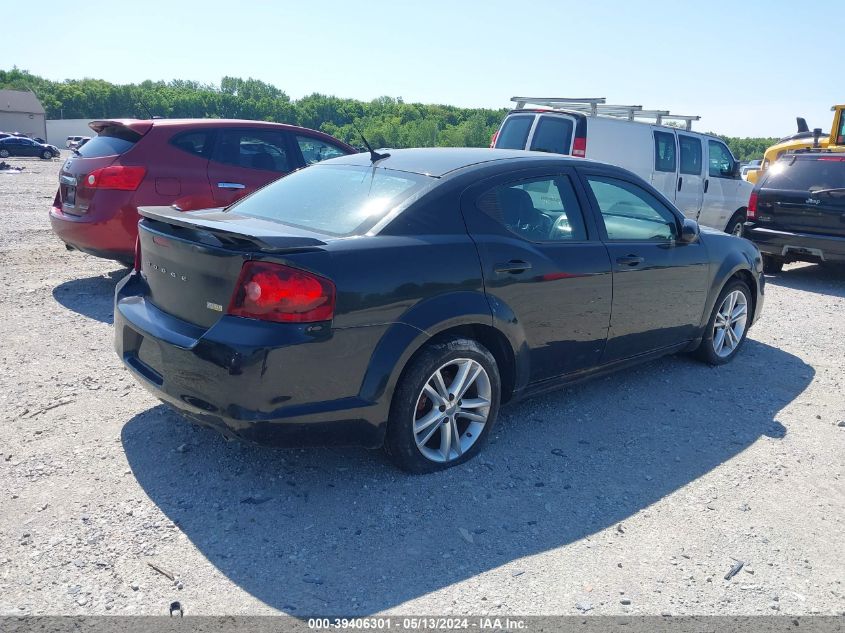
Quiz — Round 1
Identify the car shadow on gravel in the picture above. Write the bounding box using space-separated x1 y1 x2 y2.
121 339 811 616
52 268 128 324
766 263 845 298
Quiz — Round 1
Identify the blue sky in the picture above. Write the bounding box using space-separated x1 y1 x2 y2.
7 0 841 137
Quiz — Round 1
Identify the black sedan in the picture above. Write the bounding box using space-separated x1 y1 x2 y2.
0 136 59 159
115 148 764 472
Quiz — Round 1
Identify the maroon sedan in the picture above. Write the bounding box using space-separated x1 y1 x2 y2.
50 119 356 264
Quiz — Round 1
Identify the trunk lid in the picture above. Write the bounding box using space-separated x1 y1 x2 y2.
137 206 328 328
58 120 151 215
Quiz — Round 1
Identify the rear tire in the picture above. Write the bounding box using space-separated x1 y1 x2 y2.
385 337 500 473
762 254 784 274
0 149 9 158
694 280 752 365
725 211 746 237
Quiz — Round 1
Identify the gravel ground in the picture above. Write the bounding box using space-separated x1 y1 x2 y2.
0 154 843 617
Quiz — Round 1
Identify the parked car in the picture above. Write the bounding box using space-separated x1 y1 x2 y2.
492 98 753 236
66 135 91 149
740 161 761 180
0 136 59 159
745 151 845 272
50 119 355 264
115 148 764 472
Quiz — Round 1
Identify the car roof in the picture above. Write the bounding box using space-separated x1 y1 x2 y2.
321 147 590 177
786 151 845 159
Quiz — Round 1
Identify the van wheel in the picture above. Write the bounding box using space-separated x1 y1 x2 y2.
762 255 784 274
725 211 746 237
694 280 752 365
385 337 500 473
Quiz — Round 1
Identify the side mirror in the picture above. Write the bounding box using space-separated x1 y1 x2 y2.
731 161 742 178
679 218 700 243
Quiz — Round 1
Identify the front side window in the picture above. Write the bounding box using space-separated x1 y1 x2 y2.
213 129 291 172
296 135 348 165
708 140 735 178
678 135 702 175
586 176 678 241
476 175 588 242
654 131 676 172
529 116 574 155
494 115 534 150
227 165 429 237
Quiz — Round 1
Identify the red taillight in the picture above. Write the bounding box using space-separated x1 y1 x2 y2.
572 137 587 158
227 261 335 323
489 130 499 148
86 165 146 191
747 191 758 220
133 236 142 272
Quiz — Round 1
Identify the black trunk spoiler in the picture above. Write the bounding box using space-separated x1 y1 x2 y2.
138 206 327 253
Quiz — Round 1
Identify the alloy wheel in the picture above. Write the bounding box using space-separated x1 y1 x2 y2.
731 221 743 237
712 290 748 358
412 358 491 463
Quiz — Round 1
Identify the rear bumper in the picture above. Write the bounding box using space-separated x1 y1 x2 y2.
745 224 845 263
49 192 138 263
114 272 390 448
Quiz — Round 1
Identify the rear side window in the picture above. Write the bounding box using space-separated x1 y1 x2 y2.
678 135 702 175
213 129 292 172
170 131 211 158
77 126 141 158
476 175 587 242
495 115 534 149
654 131 676 172
764 158 845 192
530 116 573 155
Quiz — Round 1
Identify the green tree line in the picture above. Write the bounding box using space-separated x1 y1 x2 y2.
1 68 774 160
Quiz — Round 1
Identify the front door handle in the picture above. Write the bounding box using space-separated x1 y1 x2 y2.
677 177 683 192
616 255 644 267
494 260 532 274
218 182 246 190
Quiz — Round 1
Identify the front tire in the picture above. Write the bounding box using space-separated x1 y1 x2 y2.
695 280 752 365
385 337 501 473
41 149 53 159
762 254 784 274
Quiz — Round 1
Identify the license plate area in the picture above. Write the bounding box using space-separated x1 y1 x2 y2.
63 185 76 206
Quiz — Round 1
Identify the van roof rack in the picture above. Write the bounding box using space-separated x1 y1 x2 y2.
511 97 701 131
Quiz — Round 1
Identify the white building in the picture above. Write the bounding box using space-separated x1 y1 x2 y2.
0 90 47 139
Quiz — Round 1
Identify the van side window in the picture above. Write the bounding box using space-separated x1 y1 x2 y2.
654 131 676 172
708 140 736 178
495 115 534 150
678 135 702 175
476 175 588 242
530 116 574 155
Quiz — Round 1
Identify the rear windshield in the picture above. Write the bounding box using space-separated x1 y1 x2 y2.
530 115 573 155
226 164 430 236
77 126 141 158
495 115 534 150
764 157 845 192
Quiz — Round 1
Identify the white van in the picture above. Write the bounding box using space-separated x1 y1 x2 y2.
492 97 752 235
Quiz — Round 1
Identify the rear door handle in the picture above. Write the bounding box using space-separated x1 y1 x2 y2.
616 255 644 267
677 177 683 192
218 182 246 190
704 179 709 193
494 260 532 274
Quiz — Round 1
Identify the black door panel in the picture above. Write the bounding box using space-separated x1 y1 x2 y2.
462 169 612 383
